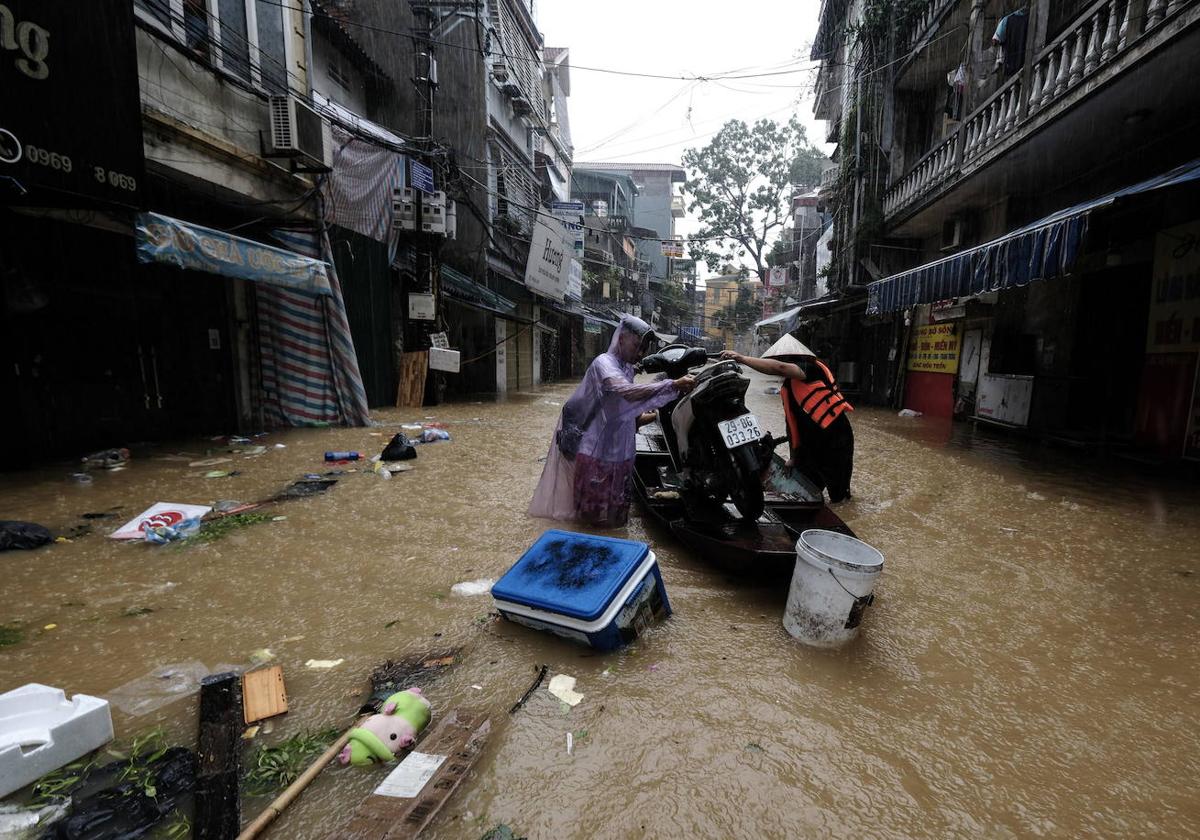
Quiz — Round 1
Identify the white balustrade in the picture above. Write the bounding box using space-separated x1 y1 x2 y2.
883 131 958 217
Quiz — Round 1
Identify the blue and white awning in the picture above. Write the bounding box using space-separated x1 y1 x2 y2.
135 212 332 295
867 159 1200 315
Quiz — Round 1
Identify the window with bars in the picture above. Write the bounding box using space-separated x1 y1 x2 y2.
135 0 288 94
489 0 542 109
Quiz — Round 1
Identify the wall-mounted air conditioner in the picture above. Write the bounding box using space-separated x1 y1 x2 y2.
491 61 510 82
268 95 332 170
941 214 975 252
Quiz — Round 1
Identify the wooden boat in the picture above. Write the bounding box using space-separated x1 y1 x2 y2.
633 425 856 580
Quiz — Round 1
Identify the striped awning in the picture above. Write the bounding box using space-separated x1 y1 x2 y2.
867 158 1200 315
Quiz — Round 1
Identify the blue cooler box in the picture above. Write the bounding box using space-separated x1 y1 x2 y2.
492 530 671 651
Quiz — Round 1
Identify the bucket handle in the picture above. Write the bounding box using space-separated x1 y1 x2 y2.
825 571 873 609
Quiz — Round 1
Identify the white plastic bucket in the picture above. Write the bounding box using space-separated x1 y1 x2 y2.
783 529 884 647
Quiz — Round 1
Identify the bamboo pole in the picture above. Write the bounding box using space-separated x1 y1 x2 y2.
235 716 368 840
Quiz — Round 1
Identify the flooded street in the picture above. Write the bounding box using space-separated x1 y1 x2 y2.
1 368 1198 839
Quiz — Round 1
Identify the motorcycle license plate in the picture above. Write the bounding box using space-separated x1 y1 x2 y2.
718 413 761 449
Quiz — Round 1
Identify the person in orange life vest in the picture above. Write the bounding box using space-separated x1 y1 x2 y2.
720 334 854 502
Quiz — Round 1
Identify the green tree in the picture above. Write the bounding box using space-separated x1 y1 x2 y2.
766 235 793 268
682 117 826 278
655 276 691 326
583 265 622 301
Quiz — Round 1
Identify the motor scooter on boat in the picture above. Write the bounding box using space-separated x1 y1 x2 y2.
637 344 778 520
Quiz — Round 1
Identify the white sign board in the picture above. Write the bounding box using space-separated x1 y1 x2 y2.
408 293 435 320
428 347 460 372
374 752 447 798
551 203 584 255
661 241 684 258
567 258 583 301
110 502 212 540
495 319 507 391
767 266 787 287
524 215 571 301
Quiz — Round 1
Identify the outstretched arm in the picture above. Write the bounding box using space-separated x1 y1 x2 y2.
720 351 806 380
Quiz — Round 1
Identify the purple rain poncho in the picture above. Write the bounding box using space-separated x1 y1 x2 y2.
528 315 679 527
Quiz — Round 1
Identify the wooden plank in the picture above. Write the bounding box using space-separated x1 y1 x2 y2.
335 710 491 840
196 672 243 840
242 665 288 725
396 351 428 408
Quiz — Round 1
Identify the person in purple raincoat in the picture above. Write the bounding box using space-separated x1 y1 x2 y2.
529 315 695 527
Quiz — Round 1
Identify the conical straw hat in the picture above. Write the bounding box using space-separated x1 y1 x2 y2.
762 333 815 359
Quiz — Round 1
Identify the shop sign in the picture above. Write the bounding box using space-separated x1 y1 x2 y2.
1147 220 1200 354
408 293 435 320
524 215 571 301
1186 357 1200 461
931 299 967 321
551 202 584 255
136 213 332 295
2 0 144 208
767 266 787 287
661 241 684 258
410 160 435 194
567 258 583 301
907 322 960 374
584 318 602 335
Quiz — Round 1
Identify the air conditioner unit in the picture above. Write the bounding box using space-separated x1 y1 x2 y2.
491 61 510 82
268 95 332 170
941 216 972 252
444 200 457 240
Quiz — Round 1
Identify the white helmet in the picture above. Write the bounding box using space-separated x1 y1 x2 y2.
762 333 815 360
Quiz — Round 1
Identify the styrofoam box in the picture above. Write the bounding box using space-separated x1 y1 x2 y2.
0 684 114 798
428 347 460 372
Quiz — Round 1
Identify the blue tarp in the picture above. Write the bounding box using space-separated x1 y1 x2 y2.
135 212 332 295
867 159 1200 315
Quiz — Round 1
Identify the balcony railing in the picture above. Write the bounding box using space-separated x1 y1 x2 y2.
671 195 686 218
900 0 959 58
962 72 1023 164
882 132 957 217
883 0 1193 221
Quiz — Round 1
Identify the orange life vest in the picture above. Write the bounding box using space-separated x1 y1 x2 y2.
780 359 853 444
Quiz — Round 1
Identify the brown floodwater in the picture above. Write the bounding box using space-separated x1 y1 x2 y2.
1 369 1197 839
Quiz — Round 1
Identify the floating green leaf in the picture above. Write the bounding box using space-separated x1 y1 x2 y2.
244 729 339 796
0 625 22 647
181 512 273 546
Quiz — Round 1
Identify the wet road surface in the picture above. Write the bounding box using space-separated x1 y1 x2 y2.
1 368 1197 838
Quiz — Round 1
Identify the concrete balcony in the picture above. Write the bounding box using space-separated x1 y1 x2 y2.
883 0 1200 235
671 195 686 218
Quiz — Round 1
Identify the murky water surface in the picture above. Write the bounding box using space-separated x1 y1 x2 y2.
1 370 1197 838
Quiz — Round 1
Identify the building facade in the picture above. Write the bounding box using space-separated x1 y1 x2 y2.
809 0 1200 460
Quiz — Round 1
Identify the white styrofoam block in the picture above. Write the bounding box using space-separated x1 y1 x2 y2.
0 684 114 798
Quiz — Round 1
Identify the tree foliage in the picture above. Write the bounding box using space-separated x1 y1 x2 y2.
683 117 826 277
655 276 691 326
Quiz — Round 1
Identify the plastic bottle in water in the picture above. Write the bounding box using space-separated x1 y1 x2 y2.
324 451 361 461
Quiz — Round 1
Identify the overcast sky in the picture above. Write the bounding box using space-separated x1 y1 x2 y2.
537 0 829 270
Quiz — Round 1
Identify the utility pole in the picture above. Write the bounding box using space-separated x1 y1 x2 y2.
409 0 441 401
